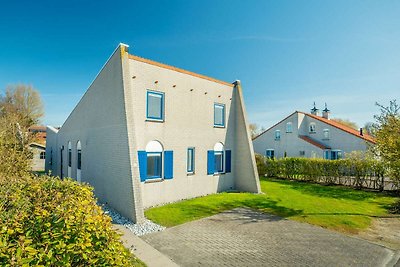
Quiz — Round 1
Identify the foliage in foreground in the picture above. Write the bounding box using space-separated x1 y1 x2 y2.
0 174 144 267
146 177 397 233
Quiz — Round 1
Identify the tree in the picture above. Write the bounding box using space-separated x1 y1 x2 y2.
331 118 358 130
363 122 375 136
0 84 44 175
372 100 400 185
249 123 264 138
0 84 44 129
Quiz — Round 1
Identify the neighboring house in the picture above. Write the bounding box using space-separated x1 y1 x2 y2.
253 104 375 160
29 125 47 144
30 143 46 171
46 43 260 223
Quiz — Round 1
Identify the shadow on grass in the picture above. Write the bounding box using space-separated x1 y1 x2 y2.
267 178 380 201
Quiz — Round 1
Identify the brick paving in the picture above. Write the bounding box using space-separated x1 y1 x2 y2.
141 208 400 267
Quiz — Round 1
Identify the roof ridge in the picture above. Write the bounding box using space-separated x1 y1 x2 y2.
128 54 233 87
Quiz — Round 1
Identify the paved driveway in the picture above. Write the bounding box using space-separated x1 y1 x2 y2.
141 208 400 267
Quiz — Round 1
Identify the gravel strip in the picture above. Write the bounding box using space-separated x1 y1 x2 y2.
101 204 165 236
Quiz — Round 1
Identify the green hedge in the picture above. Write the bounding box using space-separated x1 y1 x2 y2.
0 174 144 266
256 155 388 190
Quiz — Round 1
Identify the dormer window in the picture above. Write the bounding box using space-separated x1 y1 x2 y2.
286 122 293 133
309 123 316 133
323 129 330 139
275 130 281 140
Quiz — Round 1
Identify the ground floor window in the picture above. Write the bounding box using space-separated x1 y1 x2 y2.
187 147 195 173
214 151 224 173
331 150 342 160
40 151 45 159
147 152 162 178
266 149 274 159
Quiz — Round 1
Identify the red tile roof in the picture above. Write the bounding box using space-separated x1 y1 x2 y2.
299 135 331 149
128 54 233 87
300 112 376 144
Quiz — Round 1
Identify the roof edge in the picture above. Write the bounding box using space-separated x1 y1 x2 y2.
128 54 233 87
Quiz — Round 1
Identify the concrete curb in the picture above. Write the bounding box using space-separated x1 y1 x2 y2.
113 224 179 267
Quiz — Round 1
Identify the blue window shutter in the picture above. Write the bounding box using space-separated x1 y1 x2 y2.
207 150 215 175
225 150 232 173
164 151 173 179
138 151 147 182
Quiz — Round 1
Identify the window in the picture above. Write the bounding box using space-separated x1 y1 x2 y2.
147 91 164 121
214 142 224 173
331 150 342 160
309 123 316 133
324 150 330 160
275 130 281 140
286 122 293 133
77 141 82 170
323 129 330 139
40 151 45 159
266 149 274 159
299 151 305 156
147 152 162 178
214 103 225 127
68 142 72 168
187 148 195 173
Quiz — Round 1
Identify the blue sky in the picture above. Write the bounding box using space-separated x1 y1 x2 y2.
1 0 399 129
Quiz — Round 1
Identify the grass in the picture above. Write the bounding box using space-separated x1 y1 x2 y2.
145 177 399 233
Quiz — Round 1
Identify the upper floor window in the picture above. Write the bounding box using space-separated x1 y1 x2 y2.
286 122 293 133
309 123 316 133
187 147 195 174
147 91 164 121
323 129 330 139
214 103 225 127
275 130 281 140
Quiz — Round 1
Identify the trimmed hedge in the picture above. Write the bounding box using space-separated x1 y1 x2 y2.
0 174 144 266
255 155 390 190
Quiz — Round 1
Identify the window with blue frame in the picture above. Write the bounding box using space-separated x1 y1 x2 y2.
147 91 164 121
331 150 342 160
147 152 162 178
214 151 224 173
187 147 195 173
214 103 225 127
266 149 275 159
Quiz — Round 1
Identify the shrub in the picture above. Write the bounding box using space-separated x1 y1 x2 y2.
0 174 144 266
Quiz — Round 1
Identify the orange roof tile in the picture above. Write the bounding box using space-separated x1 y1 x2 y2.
299 135 331 149
128 54 233 87
300 112 376 144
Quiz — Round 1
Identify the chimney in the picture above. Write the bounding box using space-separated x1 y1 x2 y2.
359 128 363 136
322 103 330 119
311 102 319 115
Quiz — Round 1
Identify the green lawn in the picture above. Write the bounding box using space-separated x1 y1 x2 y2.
145 178 398 233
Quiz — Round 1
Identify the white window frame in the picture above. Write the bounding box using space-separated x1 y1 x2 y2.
286 122 293 133
275 130 281 140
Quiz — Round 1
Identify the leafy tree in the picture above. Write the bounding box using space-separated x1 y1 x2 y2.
331 118 358 130
363 122 375 136
249 123 260 138
0 84 44 175
372 100 400 185
0 84 44 129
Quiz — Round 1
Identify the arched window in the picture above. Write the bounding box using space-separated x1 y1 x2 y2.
77 141 82 182
67 141 72 177
214 142 224 173
309 123 316 133
286 122 293 133
146 140 163 179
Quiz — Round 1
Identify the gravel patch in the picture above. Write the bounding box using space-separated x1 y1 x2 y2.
101 204 165 236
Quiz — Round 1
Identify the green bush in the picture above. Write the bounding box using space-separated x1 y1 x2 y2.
0 174 144 266
257 154 389 190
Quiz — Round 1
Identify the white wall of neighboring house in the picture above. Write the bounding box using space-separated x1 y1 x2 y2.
30 144 46 171
253 111 373 159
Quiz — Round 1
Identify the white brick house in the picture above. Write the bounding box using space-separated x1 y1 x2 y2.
45 44 260 223
253 105 375 160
